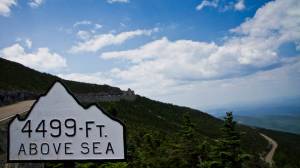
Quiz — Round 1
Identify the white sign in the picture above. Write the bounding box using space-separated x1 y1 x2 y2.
8 81 126 161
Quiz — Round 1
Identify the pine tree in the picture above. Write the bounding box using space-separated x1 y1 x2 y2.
172 113 201 168
214 112 251 168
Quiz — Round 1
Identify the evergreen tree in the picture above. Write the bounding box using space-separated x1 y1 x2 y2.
128 129 166 168
214 112 251 168
170 113 201 168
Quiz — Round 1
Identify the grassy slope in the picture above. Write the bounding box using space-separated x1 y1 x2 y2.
1 57 299 167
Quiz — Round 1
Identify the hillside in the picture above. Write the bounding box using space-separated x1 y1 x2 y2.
0 57 299 167
0 58 125 106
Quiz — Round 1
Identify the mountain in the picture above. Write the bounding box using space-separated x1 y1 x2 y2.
0 57 300 167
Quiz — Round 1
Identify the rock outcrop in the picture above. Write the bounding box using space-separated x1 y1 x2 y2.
0 88 136 107
0 90 38 107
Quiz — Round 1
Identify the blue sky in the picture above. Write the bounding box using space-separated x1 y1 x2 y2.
1 0 300 111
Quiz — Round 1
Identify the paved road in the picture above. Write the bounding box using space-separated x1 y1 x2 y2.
260 133 278 165
0 100 35 122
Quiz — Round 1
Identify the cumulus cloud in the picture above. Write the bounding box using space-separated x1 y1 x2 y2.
231 0 300 39
70 28 158 53
100 32 278 81
98 0 300 95
100 35 281 85
107 0 129 4
196 0 218 11
0 43 67 71
234 0 245 11
101 37 221 79
28 0 43 8
0 0 17 16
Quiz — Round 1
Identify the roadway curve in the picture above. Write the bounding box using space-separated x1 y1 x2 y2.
0 100 35 122
260 133 278 166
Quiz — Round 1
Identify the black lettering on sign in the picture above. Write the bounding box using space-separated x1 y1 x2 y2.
81 142 89 154
106 142 114 155
65 142 73 155
85 121 94 137
36 120 47 137
22 120 32 138
18 143 26 155
29 143 37 155
41 143 49 155
50 119 61 137
93 142 102 154
53 143 61 154
65 118 76 137
96 125 105 137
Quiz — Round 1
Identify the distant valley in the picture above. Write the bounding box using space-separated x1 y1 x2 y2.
209 99 300 134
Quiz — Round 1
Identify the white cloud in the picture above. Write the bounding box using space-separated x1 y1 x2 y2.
58 72 113 86
16 38 32 48
72 21 102 39
196 0 218 11
25 38 32 48
70 28 158 53
76 30 91 40
159 58 300 109
196 0 247 12
0 43 67 71
101 35 280 82
73 20 102 31
107 0 129 4
231 0 300 39
0 0 44 16
234 0 245 11
28 0 43 8
94 24 102 29
73 20 93 28
0 0 17 16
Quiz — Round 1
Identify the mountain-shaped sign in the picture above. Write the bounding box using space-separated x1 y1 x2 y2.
8 81 126 162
